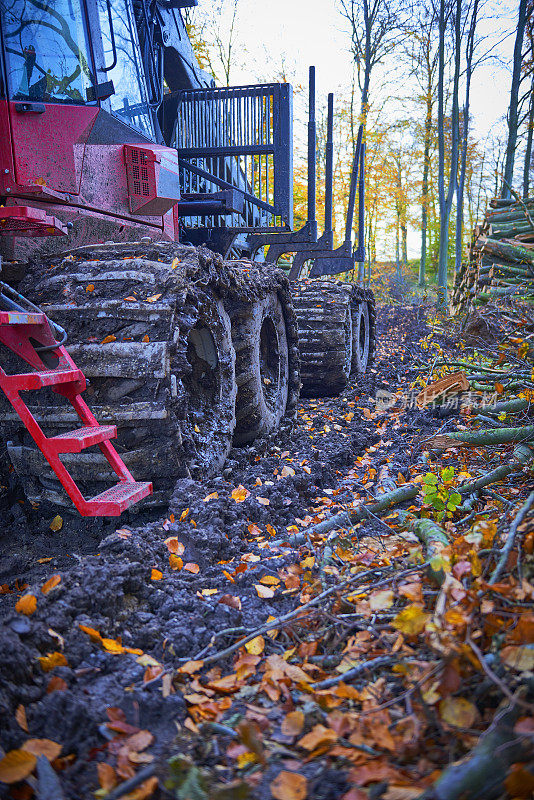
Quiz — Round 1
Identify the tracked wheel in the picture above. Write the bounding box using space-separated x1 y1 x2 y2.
293 281 376 397
1 243 298 509
293 281 354 397
232 291 290 445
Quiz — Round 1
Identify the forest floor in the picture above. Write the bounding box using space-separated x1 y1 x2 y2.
0 298 533 800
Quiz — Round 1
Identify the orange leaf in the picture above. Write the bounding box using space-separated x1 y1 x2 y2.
98 763 117 791
151 569 163 581
41 575 61 595
169 555 183 571
203 492 219 502
255 584 275 598
125 296 137 302
101 334 116 345
124 776 158 799
15 705 28 733
47 676 67 693
231 485 250 503
86 284 94 292
101 638 125 654
146 294 162 303
0 750 37 784
38 651 68 672
16 594 37 615
218 594 242 610
495 382 504 394
270 770 307 800
142 335 150 343
79 624 102 643
22 738 62 761
281 710 305 737
298 723 337 751
184 563 199 574
177 660 203 675
248 523 262 536
164 537 184 555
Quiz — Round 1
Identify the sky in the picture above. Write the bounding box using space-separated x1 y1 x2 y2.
193 0 520 257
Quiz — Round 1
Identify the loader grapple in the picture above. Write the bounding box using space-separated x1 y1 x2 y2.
0 303 152 516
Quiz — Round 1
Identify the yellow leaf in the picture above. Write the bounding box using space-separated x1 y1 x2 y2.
38 652 68 672
203 492 219 502
0 749 37 784
151 569 163 581
146 293 162 303
41 575 61 595
50 515 63 532
255 584 275 598
16 594 37 615
259 575 280 586
232 485 250 503
171 258 180 269
245 635 265 655
270 770 307 800
101 334 116 345
392 604 430 636
169 555 183 571
369 589 394 611
439 696 477 728
281 710 305 737
22 738 62 761
501 645 534 672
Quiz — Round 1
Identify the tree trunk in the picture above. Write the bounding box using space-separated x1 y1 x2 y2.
522 73 534 198
420 84 433 287
502 0 528 197
437 0 462 308
455 0 479 276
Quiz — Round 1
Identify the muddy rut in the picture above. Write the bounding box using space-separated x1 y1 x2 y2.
0 304 449 799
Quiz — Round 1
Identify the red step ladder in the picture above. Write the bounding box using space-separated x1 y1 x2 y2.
0 309 152 516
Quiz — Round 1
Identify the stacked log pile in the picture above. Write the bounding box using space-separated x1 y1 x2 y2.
451 196 534 315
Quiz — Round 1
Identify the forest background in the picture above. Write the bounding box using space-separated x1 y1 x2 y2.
183 0 534 302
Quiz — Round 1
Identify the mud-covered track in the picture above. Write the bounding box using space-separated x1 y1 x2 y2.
0 243 299 508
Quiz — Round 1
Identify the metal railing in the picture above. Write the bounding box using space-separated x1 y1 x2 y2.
173 83 293 233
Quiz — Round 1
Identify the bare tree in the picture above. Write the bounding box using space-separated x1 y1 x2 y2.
455 0 480 276
339 0 402 121
502 0 528 196
437 0 462 308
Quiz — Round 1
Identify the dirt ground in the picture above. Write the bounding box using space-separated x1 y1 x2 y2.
0 304 461 799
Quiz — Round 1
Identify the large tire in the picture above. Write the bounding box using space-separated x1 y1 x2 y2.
292 280 354 397
363 288 377 371
1 243 297 509
232 292 290 445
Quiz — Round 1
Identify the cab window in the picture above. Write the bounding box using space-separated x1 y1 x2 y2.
0 0 94 104
97 0 153 138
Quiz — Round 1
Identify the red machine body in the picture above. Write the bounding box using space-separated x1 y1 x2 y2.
0 99 180 257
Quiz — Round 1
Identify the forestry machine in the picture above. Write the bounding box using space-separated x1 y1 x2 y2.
0 0 375 516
